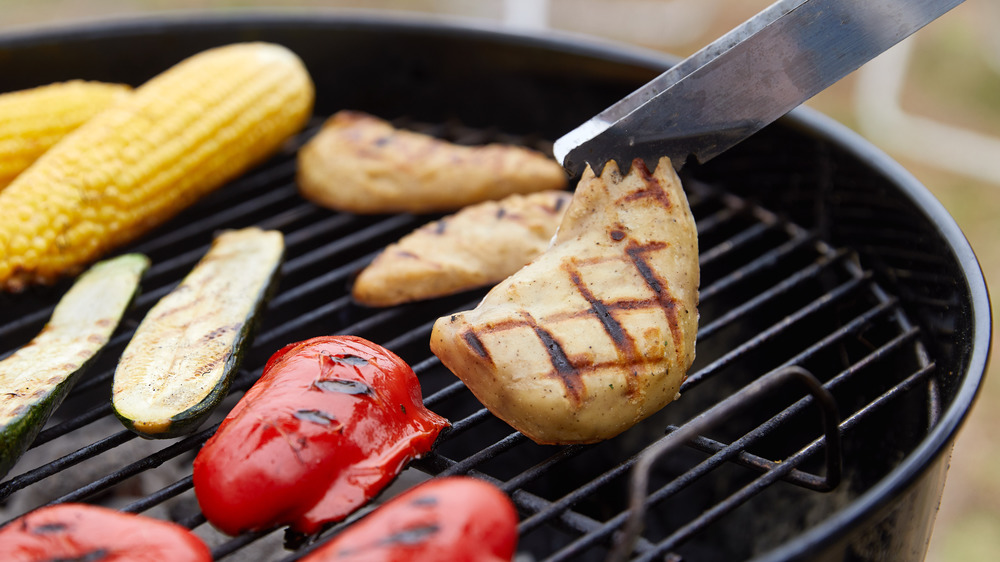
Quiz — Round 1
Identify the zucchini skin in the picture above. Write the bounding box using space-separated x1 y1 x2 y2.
0 253 149 478
112 228 284 439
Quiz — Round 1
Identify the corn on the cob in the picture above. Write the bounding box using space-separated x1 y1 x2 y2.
0 42 314 292
0 80 131 189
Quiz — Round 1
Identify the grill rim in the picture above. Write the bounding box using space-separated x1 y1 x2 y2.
748 107 992 562
0 10 991 561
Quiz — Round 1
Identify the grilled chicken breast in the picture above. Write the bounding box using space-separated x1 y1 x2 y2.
297 110 567 214
353 190 572 307
430 157 698 444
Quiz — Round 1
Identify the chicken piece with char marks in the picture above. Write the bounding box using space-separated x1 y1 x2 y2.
431 157 699 444
353 190 572 307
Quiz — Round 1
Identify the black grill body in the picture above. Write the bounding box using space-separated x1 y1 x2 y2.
0 12 990 562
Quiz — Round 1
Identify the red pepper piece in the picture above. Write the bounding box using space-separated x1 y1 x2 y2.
0 503 211 561
193 335 449 536
301 476 518 562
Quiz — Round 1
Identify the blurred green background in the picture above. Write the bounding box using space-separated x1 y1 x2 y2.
1 1 996 560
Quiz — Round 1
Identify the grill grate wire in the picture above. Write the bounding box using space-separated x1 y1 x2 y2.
0 119 936 561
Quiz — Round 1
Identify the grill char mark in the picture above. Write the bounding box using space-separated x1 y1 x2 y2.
334 524 441 557
463 330 490 360
522 312 583 402
621 158 672 210
622 163 686 366
569 269 629 349
457 256 687 406
552 193 568 213
626 243 666 295
313 378 374 396
40 549 110 562
325 354 370 367
567 267 641 396
462 315 582 402
294 408 339 426
465 319 668 375
378 523 441 546
31 522 69 534
626 242 684 367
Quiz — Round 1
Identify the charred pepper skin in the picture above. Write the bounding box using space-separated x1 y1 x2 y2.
192 335 449 536
300 476 519 562
0 503 211 561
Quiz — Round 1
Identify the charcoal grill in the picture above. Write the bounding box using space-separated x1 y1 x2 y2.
0 11 990 562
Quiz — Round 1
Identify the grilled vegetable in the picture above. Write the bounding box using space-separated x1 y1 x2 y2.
0 253 148 478
431 157 699 444
193 335 449 536
300 477 517 562
0 42 314 292
0 80 131 189
112 227 283 439
0 503 211 561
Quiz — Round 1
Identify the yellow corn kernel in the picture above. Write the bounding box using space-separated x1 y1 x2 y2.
0 42 315 291
0 80 132 190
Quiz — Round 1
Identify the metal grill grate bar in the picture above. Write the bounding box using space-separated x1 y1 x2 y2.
683 272 871 390
0 430 134 504
122 475 195 514
698 251 855 338
47 429 211 508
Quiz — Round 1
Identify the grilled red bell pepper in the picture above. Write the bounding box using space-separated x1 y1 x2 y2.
0 503 211 561
300 476 518 562
192 335 449 536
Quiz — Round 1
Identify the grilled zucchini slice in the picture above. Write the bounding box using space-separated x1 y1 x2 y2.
112 227 283 439
0 253 149 478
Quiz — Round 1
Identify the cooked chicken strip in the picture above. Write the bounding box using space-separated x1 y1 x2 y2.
297 110 568 214
353 190 572 307
430 157 698 444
